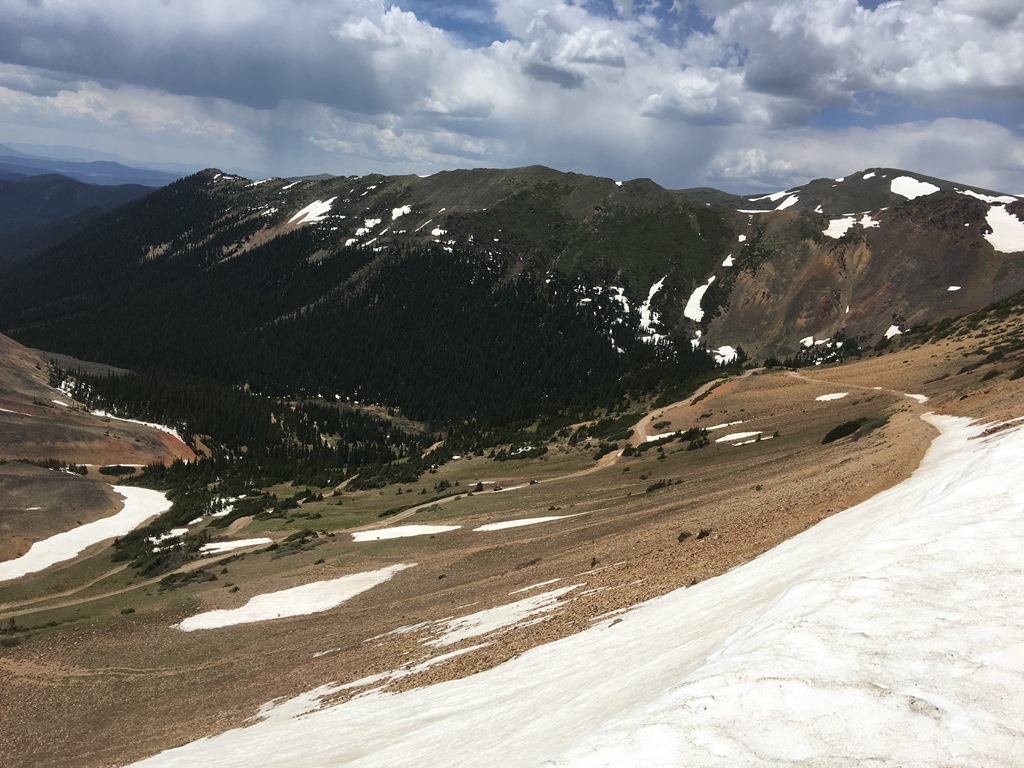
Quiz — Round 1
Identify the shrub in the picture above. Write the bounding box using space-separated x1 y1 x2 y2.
697 528 712 540
677 530 692 542
821 419 868 444
99 465 137 476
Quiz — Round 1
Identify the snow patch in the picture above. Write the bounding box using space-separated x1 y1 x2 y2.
288 198 336 225
425 585 581 648
200 539 273 555
391 205 412 220
722 255 734 267
885 325 903 339
948 286 961 292
957 189 1016 204
890 176 940 200
715 431 762 443
815 393 849 402
684 276 716 322
983 205 1024 253
91 410 186 444
713 346 738 365
748 190 790 203
352 525 460 542
177 564 416 631
706 420 743 431
474 515 580 532
823 217 855 239
775 195 799 210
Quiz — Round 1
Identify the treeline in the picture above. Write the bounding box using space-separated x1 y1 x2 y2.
10 218 723 426
52 366 430 490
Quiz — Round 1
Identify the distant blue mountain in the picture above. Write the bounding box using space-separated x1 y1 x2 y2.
0 148 183 187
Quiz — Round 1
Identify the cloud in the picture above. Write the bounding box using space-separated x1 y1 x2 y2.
704 0 1024 115
0 0 1020 193
705 119 1024 193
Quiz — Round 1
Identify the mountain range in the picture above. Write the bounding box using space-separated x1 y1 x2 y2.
1 164 1021 423
2 160 1024 767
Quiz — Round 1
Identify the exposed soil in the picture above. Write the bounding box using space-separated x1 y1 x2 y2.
1 318 1023 767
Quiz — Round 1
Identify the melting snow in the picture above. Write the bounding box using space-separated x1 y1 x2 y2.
722 255 734 267
862 172 876 180
905 393 929 404
424 585 581 648
200 539 273 555
354 218 382 237
176 565 416 632
129 419 1024 768
288 198 336 225
815 393 849 402
706 420 744 431
885 325 903 339
800 336 815 348
352 525 460 542
0 487 170 582
391 205 412 220
684 276 716 322
823 217 855 239
715 431 762 443
748 190 791 203
775 195 799 210
148 528 189 545
957 189 1016 205
983 205 1024 253
510 578 563 595
713 346 738 365
91 410 186 443
430 228 447 237
859 213 880 229
474 516 577 532
638 276 667 341
890 176 940 200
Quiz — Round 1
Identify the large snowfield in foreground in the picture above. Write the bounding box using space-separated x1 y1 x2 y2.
133 414 1024 767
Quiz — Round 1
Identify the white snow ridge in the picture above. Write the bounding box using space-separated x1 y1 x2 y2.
132 415 1024 767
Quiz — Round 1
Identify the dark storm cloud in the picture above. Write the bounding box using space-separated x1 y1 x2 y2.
521 60 586 89
0 1 390 114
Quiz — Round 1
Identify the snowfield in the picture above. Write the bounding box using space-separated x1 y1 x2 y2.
984 205 1024 253
132 415 1024 767
176 564 415 632
684 276 716 322
0 487 170 582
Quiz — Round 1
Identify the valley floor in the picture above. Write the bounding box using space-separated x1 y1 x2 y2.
1 320 1023 767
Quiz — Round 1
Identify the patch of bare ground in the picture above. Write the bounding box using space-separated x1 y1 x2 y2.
0 465 123 561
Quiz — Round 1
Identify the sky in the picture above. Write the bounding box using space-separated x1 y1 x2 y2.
0 0 1022 192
